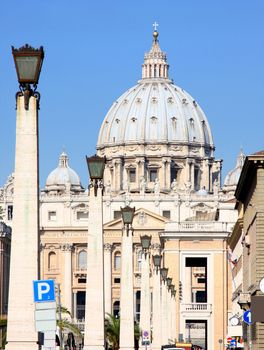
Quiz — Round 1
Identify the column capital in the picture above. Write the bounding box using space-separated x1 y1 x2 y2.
61 243 74 252
151 243 161 253
104 243 113 252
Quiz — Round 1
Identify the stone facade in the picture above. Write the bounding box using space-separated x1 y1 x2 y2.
0 30 244 349
230 151 264 349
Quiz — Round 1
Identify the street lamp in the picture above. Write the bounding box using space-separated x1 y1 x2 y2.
84 154 106 350
153 254 162 270
86 154 106 196
160 267 168 281
12 44 44 110
7 44 44 350
119 206 135 350
139 235 152 349
166 277 172 288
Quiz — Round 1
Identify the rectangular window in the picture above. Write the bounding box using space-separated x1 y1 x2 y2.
48 211 57 221
114 278 121 284
77 211 88 220
7 205 13 220
149 169 157 182
170 168 178 181
114 211 122 220
129 169 136 182
162 210 171 219
78 278 86 284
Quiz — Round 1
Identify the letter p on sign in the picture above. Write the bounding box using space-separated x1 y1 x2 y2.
33 280 55 302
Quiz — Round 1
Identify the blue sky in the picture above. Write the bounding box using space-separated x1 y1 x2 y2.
0 0 263 188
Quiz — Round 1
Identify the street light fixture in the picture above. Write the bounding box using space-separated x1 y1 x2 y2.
84 153 106 350
153 254 162 270
86 154 106 196
121 206 135 235
160 267 168 281
166 277 172 287
12 44 44 110
7 44 44 350
140 235 152 257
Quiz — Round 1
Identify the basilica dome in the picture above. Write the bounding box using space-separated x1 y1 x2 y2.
97 30 214 152
96 29 220 195
45 152 84 194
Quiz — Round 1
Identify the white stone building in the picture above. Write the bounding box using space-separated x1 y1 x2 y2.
0 29 245 349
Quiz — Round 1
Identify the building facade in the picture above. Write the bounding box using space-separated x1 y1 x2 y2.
0 29 242 349
229 151 264 349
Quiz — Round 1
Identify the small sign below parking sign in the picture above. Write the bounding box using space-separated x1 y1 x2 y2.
33 280 55 303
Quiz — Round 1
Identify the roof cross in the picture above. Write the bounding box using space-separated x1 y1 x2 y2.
153 21 159 31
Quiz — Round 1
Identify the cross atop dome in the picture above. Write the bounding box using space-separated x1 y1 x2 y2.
153 21 159 31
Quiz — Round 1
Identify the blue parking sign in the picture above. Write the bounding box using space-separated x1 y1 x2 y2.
33 280 55 302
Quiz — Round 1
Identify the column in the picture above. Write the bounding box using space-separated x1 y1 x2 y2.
152 266 162 350
167 290 172 342
161 280 168 345
6 96 39 350
84 184 105 350
104 243 112 315
185 266 192 303
73 291 77 321
171 293 176 342
62 243 73 314
119 227 134 350
139 252 151 350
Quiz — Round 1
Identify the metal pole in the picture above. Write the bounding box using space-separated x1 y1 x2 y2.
57 283 63 349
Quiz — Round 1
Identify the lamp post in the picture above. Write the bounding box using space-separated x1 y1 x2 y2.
160 267 169 345
139 235 152 350
6 44 44 350
152 254 162 350
119 206 135 350
84 154 106 350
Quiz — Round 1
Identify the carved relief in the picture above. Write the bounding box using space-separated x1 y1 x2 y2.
170 145 183 152
146 145 161 151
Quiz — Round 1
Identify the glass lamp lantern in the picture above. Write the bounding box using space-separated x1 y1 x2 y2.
121 206 135 225
153 254 162 268
86 154 106 180
167 277 172 287
12 44 44 86
140 235 152 250
160 267 168 280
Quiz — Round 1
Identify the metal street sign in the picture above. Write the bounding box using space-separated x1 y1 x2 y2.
230 339 236 347
33 279 55 302
35 309 56 321
35 319 56 332
243 310 252 325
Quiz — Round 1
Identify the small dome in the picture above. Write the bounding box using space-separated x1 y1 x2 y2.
224 149 245 188
45 152 84 194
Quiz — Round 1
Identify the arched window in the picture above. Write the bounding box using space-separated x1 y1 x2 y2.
48 252 57 270
78 250 87 270
114 252 121 270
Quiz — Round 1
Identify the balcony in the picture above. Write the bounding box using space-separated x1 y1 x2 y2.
180 303 212 313
162 221 233 238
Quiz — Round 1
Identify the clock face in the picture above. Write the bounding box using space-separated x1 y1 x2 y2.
230 317 239 326
260 278 264 293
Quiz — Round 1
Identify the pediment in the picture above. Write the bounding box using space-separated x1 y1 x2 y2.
104 208 168 230
190 202 213 211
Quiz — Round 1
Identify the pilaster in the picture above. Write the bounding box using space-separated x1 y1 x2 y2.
104 243 113 315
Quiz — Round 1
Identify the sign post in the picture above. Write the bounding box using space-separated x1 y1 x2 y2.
33 280 57 349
